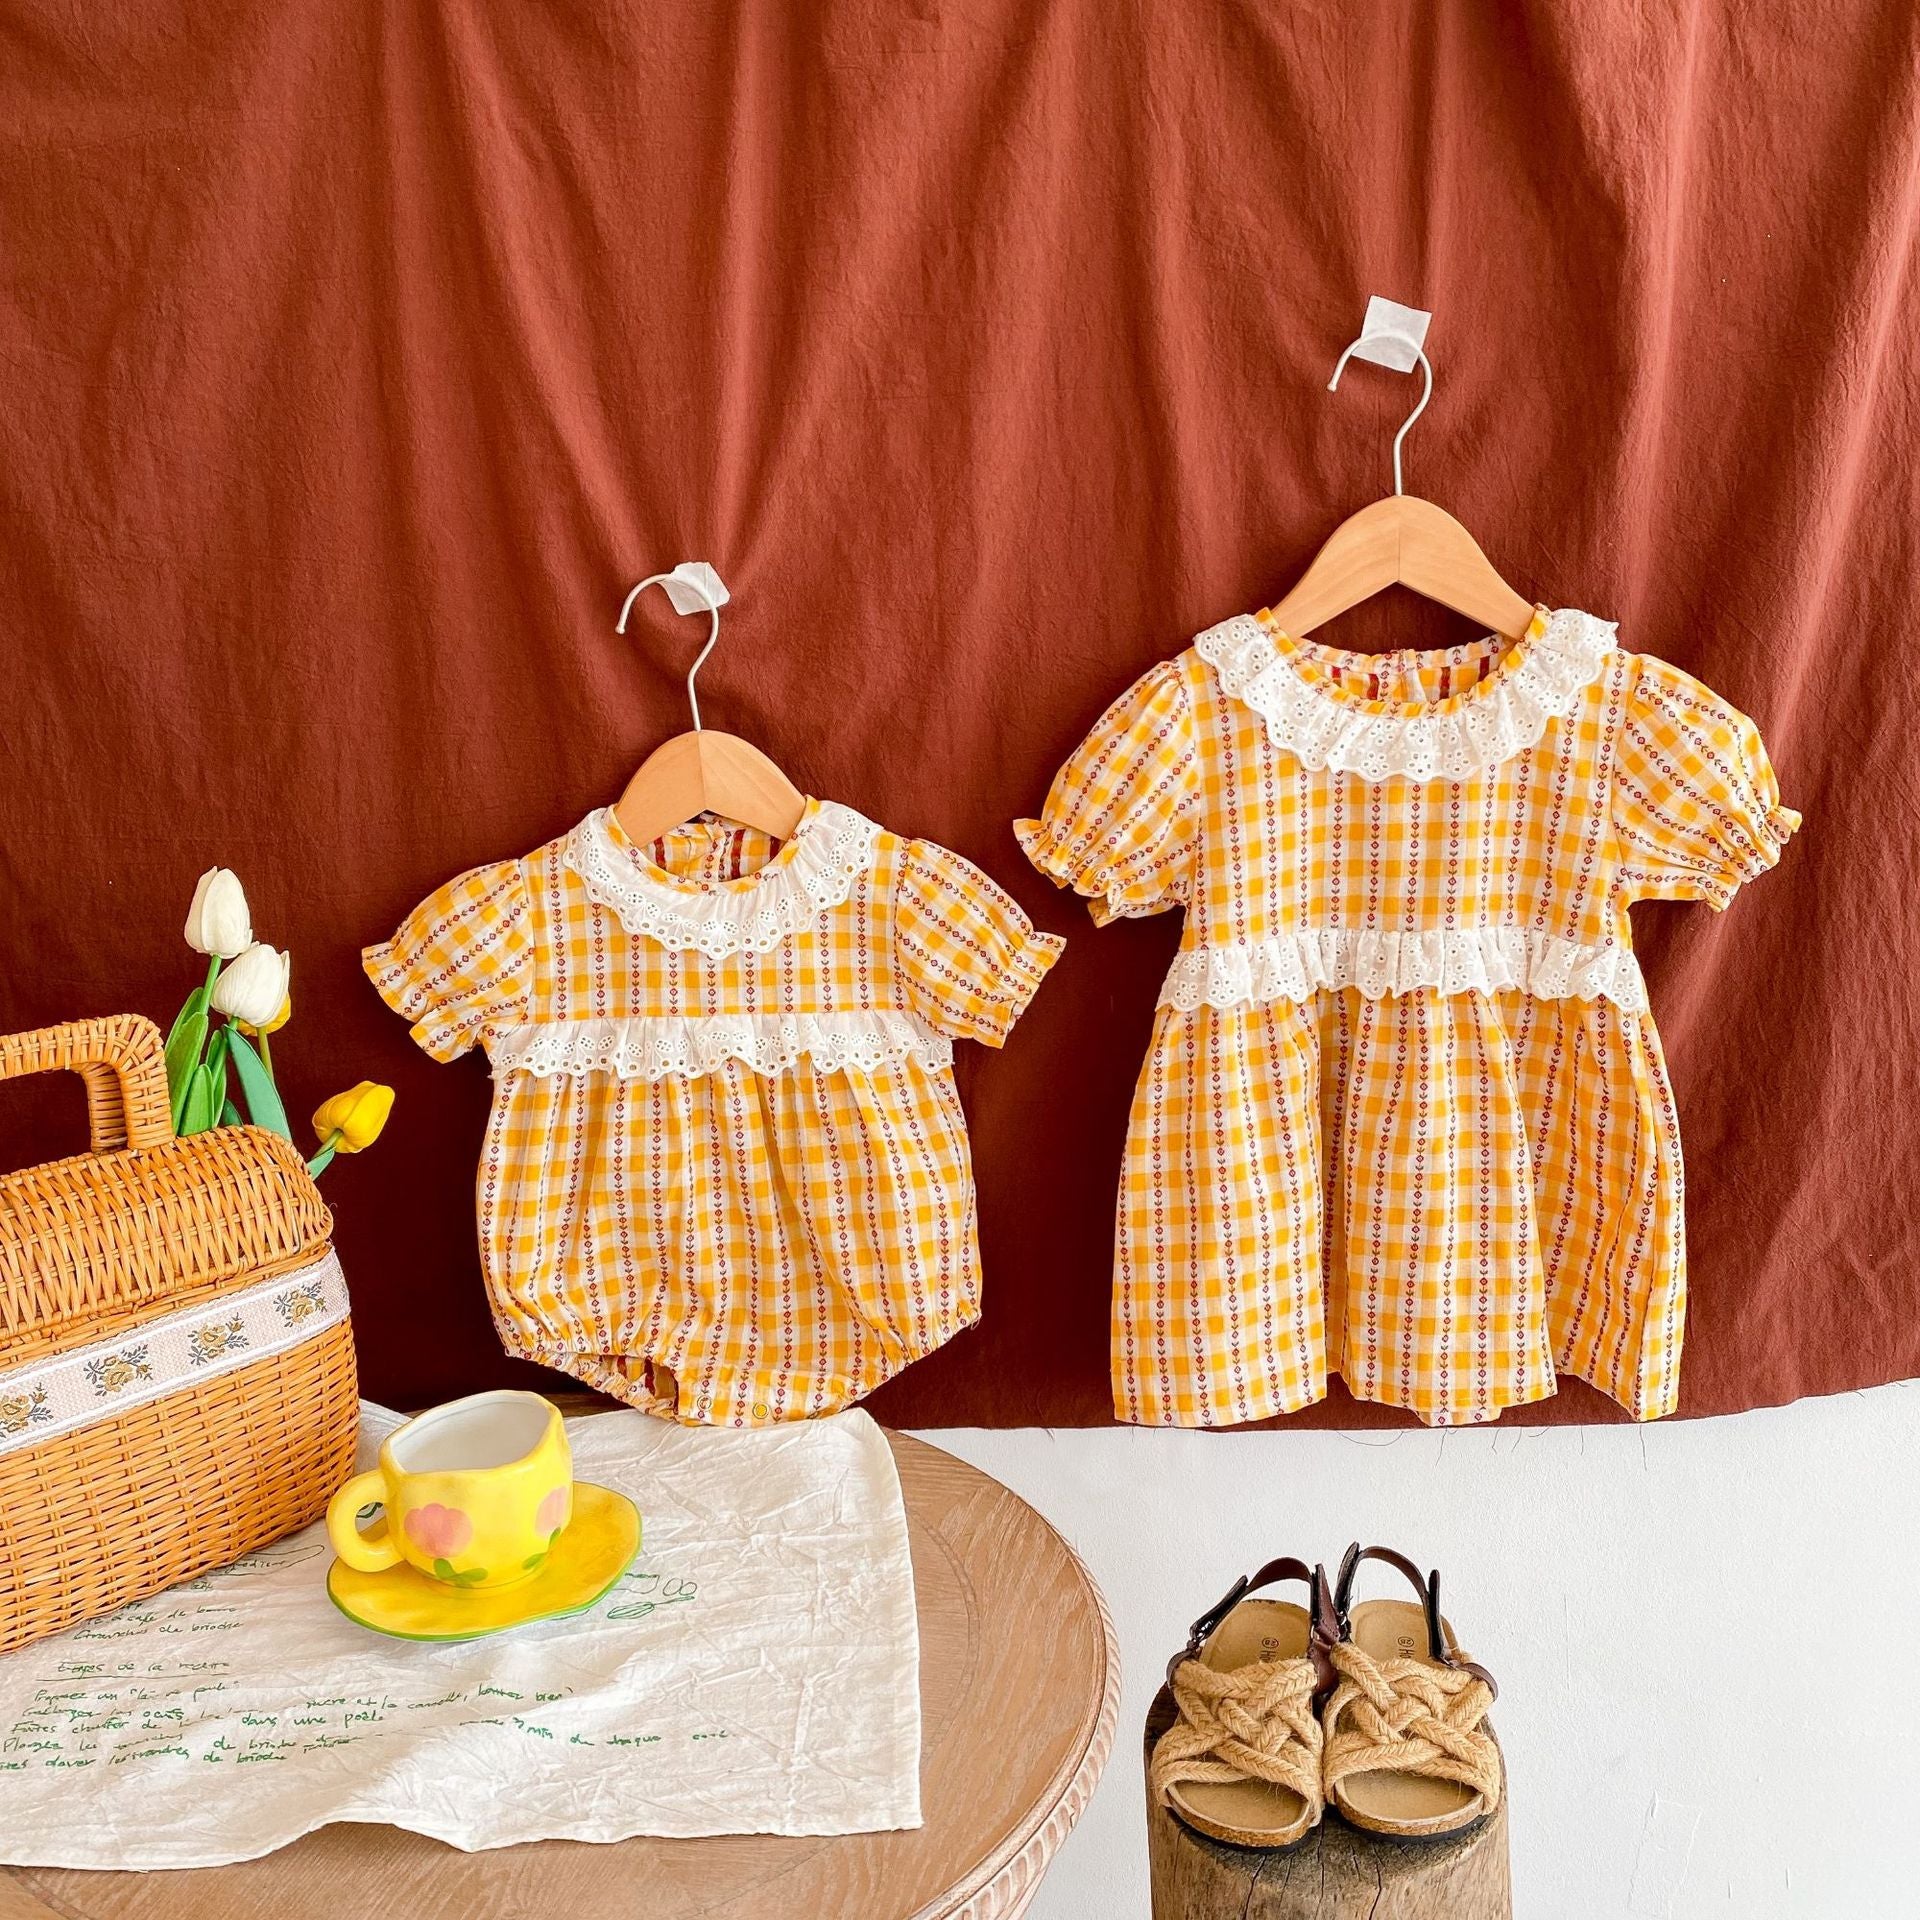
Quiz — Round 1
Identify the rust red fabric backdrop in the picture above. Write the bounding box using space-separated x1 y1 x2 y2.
3 3 1915 1425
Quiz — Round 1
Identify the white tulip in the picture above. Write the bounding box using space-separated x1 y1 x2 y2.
184 868 253 958
211 943 290 1027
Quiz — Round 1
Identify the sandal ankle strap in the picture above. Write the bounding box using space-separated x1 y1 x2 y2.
1333 1543 1497 1699
1168 1556 1339 1694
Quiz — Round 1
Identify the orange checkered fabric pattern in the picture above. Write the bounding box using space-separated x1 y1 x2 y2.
366 799 1062 1426
1018 608 1797 1427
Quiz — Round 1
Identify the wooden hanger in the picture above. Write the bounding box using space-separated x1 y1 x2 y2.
1267 332 1535 642
612 569 808 849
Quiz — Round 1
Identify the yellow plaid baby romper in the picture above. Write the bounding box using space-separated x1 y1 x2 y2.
367 799 1062 1425
1018 608 1797 1427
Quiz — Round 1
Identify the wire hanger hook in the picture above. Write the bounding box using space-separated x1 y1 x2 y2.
617 571 723 732
1327 332 1433 498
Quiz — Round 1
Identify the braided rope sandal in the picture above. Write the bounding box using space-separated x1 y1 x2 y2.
1149 1557 1339 1850
1321 1544 1503 1840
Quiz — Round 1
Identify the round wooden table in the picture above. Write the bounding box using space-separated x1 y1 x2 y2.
0 1432 1118 1920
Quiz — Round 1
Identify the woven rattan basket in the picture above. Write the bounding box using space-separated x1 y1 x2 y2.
0 1013 359 1652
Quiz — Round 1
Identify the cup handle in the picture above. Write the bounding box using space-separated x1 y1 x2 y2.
327 1470 401 1572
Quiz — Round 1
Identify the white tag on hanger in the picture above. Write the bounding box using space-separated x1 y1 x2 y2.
1348 296 1432 373
661 561 730 616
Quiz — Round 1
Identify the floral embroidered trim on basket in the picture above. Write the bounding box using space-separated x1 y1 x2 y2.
1195 608 1617 782
486 1009 955 1080
1160 927 1649 1013
564 803 881 957
0 1250 349 1459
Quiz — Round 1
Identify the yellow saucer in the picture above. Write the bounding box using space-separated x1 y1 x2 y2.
327 1480 641 1642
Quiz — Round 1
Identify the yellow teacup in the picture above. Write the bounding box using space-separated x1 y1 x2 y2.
326 1390 574 1592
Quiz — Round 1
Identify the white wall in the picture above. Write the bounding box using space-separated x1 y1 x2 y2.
931 1379 1920 1920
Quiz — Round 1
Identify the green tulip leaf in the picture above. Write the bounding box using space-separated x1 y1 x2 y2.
204 1026 231 1105
163 957 223 1122
203 1030 235 1133
163 981 211 1058
179 1063 219 1135
306 1140 338 1179
222 1099 242 1127
227 1029 292 1141
165 1005 209 1124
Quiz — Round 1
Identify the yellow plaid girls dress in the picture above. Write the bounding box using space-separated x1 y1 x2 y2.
367 799 1062 1425
1018 608 1797 1428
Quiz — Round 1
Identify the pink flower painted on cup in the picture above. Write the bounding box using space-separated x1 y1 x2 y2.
535 1486 570 1538
404 1502 472 1559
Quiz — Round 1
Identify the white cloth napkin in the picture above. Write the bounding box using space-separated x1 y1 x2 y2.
0 1401 921 1866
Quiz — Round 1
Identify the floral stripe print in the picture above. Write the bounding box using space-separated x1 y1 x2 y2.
368 803 1061 1427
1021 610 1796 1427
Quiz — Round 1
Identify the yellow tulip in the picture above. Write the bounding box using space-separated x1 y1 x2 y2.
312 1082 395 1154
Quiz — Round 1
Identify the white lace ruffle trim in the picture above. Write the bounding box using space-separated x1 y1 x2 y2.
565 802 881 957
1159 928 1649 1013
1194 607 1618 782
486 1009 954 1080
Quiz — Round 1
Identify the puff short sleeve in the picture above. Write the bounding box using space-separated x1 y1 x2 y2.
1014 659 1200 924
894 840 1065 1048
1610 656 1801 909
362 858 534 1061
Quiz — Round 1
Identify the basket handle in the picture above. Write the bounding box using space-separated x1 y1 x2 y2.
0 1014 175 1153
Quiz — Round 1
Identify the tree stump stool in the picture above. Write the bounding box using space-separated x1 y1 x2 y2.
1144 1685 1511 1919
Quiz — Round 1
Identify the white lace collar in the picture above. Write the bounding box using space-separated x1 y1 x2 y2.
1195 606 1618 782
564 800 881 957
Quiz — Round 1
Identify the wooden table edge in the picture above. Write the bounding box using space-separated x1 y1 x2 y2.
887 1432 1122 1919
